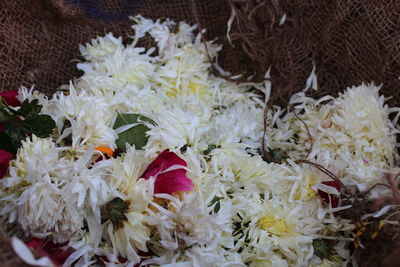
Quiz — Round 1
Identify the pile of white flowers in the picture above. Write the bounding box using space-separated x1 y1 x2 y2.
1 16 399 267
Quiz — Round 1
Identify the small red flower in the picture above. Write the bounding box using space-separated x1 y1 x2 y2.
142 149 194 194
0 149 14 178
26 238 74 267
318 180 341 208
0 90 20 107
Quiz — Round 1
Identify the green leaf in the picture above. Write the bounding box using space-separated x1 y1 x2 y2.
23 114 56 138
2 120 25 154
19 99 42 117
113 113 156 151
204 144 218 155
313 239 333 259
0 98 56 153
0 132 18 154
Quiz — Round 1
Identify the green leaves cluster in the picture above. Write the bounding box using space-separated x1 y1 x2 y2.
0 98 55 154
313 239 334 259
113 113 155 151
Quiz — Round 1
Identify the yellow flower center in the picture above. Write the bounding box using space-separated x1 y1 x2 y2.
166 80 208 98
257 215 293 236
293 174 317 201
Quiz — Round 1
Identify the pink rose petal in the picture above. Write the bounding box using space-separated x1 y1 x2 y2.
26 238 74 267
142 149 194 194
0 149 14 178
317 180 341 208
0 90 20 107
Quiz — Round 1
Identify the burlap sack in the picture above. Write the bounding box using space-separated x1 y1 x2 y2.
0 0 231 95
1 0 400 105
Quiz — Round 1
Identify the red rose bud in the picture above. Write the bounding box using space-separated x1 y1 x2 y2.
317 180 341 208
142 149 194 194
0 150 14 178
26 238 74 267
0 90 20 107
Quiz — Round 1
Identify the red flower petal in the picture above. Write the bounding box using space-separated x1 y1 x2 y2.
143 149 187 179
154 169 194 194
0 90 20 107
322 180 340 190
26 238 74 267
142 149 193 194
0 149 14 178
26 238 43 249
318 180 341 208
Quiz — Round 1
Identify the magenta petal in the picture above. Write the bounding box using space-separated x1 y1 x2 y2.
0 90 20 107
26 238 74 267
26 238 43 249
0 149 14 178
143 149 187 180
143 160 164 180
154 171 194 194
142 149 193 194
317 180 341 208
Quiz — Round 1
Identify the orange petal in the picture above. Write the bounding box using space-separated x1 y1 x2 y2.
95 146 114 157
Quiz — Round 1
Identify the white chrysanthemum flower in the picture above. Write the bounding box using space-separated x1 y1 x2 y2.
79 33 123 62
155 42 216 100
238 195 321 267
333 84 394 159
47 85 117 149
205 140 255 174
266 83 399 190
210 97 264 147
0 136 123 243
144 192 241 266
330 84 398 188
99 146 154 264
104 184 152 264
77 40 157 99
17 87 50 111
285 161 329 202
231 156 294 198
0 136 79 242
142 17 221 101
146 109 209 153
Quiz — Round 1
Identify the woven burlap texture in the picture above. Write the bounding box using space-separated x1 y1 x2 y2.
1 0 400 105
0 236 30 267
0 0 231 95
226 0 400 105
